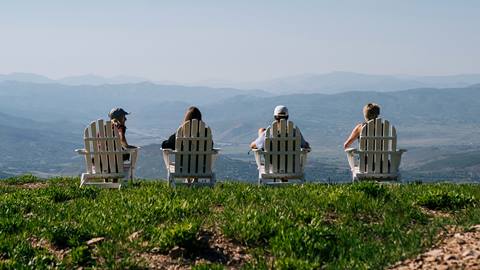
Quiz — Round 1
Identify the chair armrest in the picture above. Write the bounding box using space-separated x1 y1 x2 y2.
161 148 175 154
213 148 221 154
252 149 264 168
75 149 87 155
344 148 358 154
301 148 311 153
125 146 139 153
398 149 407 153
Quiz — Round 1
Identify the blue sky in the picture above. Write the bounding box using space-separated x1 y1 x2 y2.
0 0 479 82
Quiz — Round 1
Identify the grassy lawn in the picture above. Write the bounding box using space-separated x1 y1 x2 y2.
0 175 479 269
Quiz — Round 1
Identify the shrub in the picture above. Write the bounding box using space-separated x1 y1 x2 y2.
47 186 98 203
270 225 341 263
45 224 93 248
221 208 281 246
274 257 320 270
352 182 391 201
12 241 36 264
418 190 477 210
3 174 40 185
68 245 94 267
148 221 200 252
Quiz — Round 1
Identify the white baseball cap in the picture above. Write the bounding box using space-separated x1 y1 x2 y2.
273 105 288 117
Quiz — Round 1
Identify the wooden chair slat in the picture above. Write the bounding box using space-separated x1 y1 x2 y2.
286 122 294 173
84 128 93 173
366 120 375 173
359 123 367 172
278 120 287 173
374 118 382 173
391 126 398 174
89 122 101 173
197 121 205 174
382 120 390 173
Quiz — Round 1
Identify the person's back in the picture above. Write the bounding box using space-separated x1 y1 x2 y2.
344 103 380 149
250 105 310 150
162 106 212 150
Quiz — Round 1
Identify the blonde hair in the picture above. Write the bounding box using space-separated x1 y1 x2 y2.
363 103 380 121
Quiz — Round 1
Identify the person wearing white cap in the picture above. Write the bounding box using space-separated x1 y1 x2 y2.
250 105 310 150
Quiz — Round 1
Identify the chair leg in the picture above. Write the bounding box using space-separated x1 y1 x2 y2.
211 173 216 186
80 174 86 187
168 173 176 188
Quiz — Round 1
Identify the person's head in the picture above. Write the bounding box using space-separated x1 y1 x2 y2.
109 108 129 124
273 105 289 121
363 103 380 121
183 106 202 123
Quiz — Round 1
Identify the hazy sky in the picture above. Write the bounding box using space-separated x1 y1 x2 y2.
1 0 479 83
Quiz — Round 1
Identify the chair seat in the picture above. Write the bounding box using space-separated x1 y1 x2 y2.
81 181 122 189
81 172 126 179
260 167 304 179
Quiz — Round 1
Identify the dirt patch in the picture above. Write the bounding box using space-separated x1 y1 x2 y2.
29 237 70 261
211 204 224 213
420 207 452 218
137 229 251 269
389 225 480 270
17 182 49 189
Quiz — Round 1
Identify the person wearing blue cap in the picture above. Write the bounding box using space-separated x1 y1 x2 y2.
108 107 137 160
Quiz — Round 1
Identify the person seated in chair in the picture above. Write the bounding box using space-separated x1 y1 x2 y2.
161 106 204 150
108 107 137 161
343 103 380 149
161 106 208 184
250 105 310 150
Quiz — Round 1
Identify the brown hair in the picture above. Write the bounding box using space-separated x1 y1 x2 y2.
183 106 202 123
363 103 380 121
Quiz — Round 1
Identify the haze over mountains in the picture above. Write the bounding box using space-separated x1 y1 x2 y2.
1 72 480 182
192 71 480 94
2 71 480 94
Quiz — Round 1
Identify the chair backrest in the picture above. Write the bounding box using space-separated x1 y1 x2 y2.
174 119 214 176
263 119 303 175
83 119 124 175
358 118 398 174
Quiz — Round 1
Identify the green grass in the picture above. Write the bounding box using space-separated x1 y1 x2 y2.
0 176 479 269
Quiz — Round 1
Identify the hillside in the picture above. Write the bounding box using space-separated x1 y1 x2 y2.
1 176 479 269
2 83 480 181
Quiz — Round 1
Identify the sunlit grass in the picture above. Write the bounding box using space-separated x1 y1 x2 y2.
0 176 479 269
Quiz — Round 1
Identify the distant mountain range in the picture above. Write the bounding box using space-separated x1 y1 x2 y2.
0 72 151 85
209 71 480 94
2 71 480 94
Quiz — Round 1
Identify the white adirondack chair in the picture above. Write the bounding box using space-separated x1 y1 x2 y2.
75 119 139 189
161 119 219 187
253 119 309 185
345 118 406 182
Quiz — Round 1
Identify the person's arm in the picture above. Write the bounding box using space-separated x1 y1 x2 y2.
300 132 310 149
117 128 131 148
250 129 266 149
162 133 176 150
343 124 362 149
